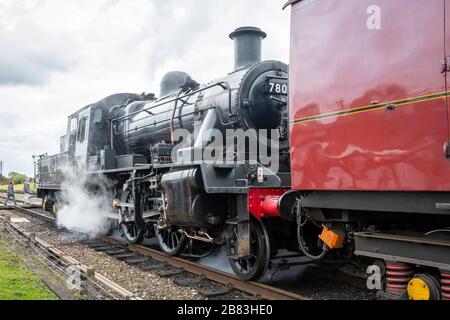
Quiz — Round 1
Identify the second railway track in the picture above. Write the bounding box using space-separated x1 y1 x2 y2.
0 213 141 300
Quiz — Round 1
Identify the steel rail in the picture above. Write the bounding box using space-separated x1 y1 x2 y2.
0 193 26 204
2 220 114 300
0 190 37 196
0 215 140 300
7 205 308 300
11 205 56 223
104 236 309 300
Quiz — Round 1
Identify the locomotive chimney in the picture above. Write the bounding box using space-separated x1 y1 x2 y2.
229 26 267 71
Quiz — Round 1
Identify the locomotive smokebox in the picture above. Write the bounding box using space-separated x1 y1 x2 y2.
229 26 267 71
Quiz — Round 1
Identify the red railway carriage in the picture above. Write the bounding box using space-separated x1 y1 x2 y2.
290 0 449 192
285 0 450 300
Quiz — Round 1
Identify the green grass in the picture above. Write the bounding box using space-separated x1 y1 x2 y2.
0 240 58 300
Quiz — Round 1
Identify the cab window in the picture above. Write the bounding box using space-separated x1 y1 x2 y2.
92 108 103 124
77 117 87 142
70 117 78 134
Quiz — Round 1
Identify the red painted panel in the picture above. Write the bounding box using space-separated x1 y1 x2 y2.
248 188 290 219
446 0 450 141
289 0 450 191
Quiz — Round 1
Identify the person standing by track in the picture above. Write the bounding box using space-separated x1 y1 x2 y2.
23 178 30 203
3 181 17 206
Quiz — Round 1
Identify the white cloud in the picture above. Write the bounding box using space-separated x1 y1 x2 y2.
0 0 290 176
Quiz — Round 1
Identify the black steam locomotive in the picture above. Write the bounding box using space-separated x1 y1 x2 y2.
37 27 292 280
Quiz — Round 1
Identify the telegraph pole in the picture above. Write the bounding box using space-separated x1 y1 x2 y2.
0 160 3 177
32 155 36 183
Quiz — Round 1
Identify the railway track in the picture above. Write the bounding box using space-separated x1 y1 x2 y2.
5 205 308 300
5 205 376 300
0 189 37 195
0 192 42 211
0 193 26 205
102 236 307 300
11 205 55 223
0 213 141 300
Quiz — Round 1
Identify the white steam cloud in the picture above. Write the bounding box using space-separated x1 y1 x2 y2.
56 169 113 239
199 246 234 274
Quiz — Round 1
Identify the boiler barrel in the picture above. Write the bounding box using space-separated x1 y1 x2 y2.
117 94 196 155
114 74 242 156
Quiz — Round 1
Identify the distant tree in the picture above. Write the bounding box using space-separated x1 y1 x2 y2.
8 172 27 184
0 174 7 184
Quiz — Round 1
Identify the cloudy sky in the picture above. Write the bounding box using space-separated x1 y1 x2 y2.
0 0 290 176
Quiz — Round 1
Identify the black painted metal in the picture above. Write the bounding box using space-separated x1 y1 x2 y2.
161 168 228 228
301 191 450 216
35 27 292 279
354 232 450 271
229 27 266 72
160 71 191 98
282 0 303 10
